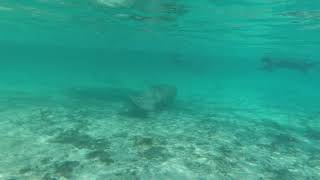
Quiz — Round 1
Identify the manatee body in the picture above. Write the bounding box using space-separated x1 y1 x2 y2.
129 85 177 112
130 85 177 112
121 85 177 117
260 57 318 73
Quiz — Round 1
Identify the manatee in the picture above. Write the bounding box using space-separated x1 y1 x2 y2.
260 56 318 73
121 85 177 117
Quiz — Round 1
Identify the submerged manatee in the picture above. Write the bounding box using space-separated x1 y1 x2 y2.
130 85 177 111
260 56 318 73
121 85 177 117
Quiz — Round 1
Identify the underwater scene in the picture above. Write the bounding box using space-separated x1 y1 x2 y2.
1 0 320 179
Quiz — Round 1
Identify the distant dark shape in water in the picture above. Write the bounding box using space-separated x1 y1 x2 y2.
260 56 318 73
121 84 177 118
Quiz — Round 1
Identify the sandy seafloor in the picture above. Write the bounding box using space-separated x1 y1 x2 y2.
0 80 319 180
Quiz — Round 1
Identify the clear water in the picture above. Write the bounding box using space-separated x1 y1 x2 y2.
1 0 320 179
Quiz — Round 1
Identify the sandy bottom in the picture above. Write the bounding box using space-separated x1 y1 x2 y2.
0 86 319 180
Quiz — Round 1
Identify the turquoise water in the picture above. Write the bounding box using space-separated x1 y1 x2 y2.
1 0 320 179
